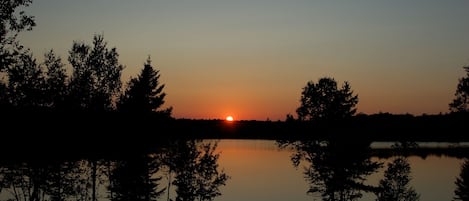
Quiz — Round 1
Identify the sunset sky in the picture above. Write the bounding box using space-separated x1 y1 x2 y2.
19 0 469 120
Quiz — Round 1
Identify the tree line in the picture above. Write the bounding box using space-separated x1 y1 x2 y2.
0 1 171 117
0 34 171 115
2 0 469 121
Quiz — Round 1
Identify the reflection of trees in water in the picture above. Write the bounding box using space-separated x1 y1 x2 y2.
0 160 86 201
280 140 382 201
454 159 469 201
376 142 419 201
377 157 419 201
108 155 165 201
0 140 228 201
279 140 422 201
160 140 229 201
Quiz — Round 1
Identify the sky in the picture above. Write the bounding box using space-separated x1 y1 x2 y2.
19 0 469 120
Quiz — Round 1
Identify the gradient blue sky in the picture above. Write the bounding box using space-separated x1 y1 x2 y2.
19 0 469 120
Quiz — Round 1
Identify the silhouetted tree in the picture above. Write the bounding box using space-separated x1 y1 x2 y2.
68 34 123 111
118 56 172 116
282 140 380 201
42 49 67 109
454 159 469 201
450 66 469 112
7 51 45 109
296 77 358 121
0 0 36 71
109 155 165 201
285 113 295 122
376 157 419 201
3 50 67 110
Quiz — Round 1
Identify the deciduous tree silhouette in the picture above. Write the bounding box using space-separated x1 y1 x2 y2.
42 49 67 109
3 49 67 110
68 34 123 112
454 159 469 201
296 77 358 121
450 66 469 113
118 56 172 116
0 0 36 71
376 157 419 201
7 51 45 109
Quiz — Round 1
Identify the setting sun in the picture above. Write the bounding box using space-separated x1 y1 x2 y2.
226 116 234 121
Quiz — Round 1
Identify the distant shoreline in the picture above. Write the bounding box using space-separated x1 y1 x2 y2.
0 111 468 160
2 111 467 141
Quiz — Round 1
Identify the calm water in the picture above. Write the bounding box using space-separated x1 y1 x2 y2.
0 139 466 201
213 140 465 201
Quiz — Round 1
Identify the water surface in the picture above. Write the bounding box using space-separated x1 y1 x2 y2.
0 139 466 201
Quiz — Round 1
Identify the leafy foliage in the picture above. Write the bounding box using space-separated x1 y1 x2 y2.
296 77 358 121
42 49 67 109
450 66 469 112
68 34 123 111
0 0 36 71
7 51 44 108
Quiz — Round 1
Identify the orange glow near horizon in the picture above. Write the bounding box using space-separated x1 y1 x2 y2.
19 1 468 121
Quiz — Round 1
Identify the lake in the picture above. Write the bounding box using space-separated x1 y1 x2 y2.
213 140 466 201
0 139 467 201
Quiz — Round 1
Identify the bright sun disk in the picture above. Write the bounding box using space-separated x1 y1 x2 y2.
226 116 234 121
